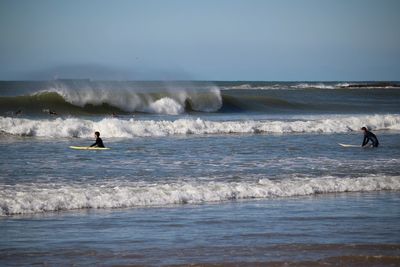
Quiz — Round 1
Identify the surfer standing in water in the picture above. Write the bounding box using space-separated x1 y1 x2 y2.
90 131 105 148
361 127 379 147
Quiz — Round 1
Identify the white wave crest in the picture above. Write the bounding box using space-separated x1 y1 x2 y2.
290 82 400 89
42 83 222 114
1 175 399 215
145 97 184 115
221 84 283 90
0 114 399 138
291 83 337 89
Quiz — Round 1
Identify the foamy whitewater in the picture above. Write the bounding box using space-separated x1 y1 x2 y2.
1 114 399 138
1 175 399 215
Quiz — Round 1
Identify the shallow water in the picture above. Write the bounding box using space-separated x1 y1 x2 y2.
1 192 399 266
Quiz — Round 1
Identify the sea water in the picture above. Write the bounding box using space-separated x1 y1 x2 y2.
0 81 400 265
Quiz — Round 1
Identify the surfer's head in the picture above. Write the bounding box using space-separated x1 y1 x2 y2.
94 131 100 138
361 127 368 132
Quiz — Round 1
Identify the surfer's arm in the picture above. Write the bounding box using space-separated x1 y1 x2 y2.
362 136 368 147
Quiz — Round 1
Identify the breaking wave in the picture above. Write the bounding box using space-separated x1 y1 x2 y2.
48 83 222 114
0 83 222 115
1 175 399 215
0 114 399 138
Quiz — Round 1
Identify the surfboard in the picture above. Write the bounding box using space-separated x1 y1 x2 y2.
69 146 110 150
338 143 360 148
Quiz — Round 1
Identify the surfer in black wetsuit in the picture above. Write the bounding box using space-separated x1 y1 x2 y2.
361 127 379 147
90 131 105 148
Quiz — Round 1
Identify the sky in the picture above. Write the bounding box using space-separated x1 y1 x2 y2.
0 0 399 81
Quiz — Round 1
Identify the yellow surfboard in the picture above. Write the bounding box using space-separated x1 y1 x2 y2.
69 146 110 150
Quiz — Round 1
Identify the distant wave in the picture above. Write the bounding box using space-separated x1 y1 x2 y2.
220 84 282 90
220 82 400 90
0 114 399 138
289 82 400 89
290 83 339 89
1 175 399 215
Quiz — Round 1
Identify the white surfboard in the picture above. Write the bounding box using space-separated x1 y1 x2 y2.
69 146 110 150
338 143 360 148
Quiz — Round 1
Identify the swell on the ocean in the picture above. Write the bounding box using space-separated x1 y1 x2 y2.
1 175 399 215
0 114 399 138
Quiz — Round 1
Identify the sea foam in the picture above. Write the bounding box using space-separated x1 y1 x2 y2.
0 114 399 138
1 175 399 215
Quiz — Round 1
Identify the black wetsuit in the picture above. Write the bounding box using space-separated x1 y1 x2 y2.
90 137 105 148
362 131 379 147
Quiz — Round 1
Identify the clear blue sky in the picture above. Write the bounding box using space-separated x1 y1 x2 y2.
0 0 399 81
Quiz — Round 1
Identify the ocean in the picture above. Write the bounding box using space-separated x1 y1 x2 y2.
1 81 400 266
